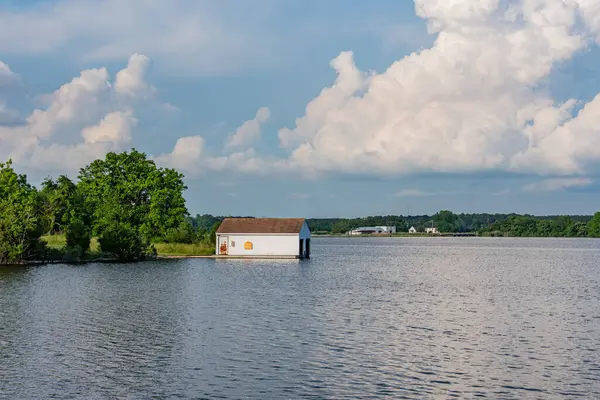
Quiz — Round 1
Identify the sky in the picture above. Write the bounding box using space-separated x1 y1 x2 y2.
1 0 600 218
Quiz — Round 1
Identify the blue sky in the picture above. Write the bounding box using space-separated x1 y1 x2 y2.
1 0 600 217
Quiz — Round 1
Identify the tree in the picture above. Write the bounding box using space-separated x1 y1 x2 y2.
39 175 80 234
433 210 458 233
164 221 197 244
536 219 558 237
570 222 588 237
78 150 188 243
588 212 600 238
190 214 223 232
207 221 220 246
0 161 45 264
495 216 537 236
98 222 149 262
40 175 92 248
65 218 91 258
331 220 351 234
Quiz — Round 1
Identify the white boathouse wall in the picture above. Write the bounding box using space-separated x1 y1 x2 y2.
217 234 299 256
216 221 312 257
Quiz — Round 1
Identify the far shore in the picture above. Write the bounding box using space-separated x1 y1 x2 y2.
312 233 596 239
312 233 477 237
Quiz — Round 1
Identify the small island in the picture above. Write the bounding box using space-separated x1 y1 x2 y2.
0 150 217 265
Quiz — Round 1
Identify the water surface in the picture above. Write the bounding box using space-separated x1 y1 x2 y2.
1 237 600 399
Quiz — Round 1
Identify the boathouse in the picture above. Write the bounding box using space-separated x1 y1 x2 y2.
215 218 311 258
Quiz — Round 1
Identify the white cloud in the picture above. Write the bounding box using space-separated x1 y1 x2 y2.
81 111 137 144
155 136 205 173
27 142 116 173
0 54 153 173
156 106 293 177
0 0 275 76
0 102 21 126
523 178 593 192
156 140 295 178
0 62 21 126
0 61 18 87
268 0 600 178
278 51 371 150
27 67 111 139
7 0 600 185
205 150 295 176
114 54 154 98
0 1 422 77
226 107 270 149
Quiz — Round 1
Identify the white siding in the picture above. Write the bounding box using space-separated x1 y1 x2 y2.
217 234 300 256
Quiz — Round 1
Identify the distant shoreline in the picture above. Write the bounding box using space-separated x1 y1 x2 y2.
311 234 597 239
312 233 477 238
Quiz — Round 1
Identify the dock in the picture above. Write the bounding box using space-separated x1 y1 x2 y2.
158 255 301 260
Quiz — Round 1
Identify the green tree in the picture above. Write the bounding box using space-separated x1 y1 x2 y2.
164 221 197 244
432 210 458 233
554 216 573 237
65 218 91 258
496 216 537 236
588 212 600 238
78 150 188 243
0 161 45 264
39 175 81 234
571 221 589 237
536 219 558 237
190 214 223 232
331 220 351 234
207 221 220 246
98 222 149 262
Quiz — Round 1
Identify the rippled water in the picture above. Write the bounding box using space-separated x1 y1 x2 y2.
1 237 600 399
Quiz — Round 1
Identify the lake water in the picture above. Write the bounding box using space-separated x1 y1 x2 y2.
1 237 600 399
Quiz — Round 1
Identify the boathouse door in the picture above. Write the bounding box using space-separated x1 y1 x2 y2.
218 236 228 255
299 239 305 258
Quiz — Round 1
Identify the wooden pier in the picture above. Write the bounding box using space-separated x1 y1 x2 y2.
159 255 301 260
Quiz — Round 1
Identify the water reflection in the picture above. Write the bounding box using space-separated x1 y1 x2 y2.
1 238 600 399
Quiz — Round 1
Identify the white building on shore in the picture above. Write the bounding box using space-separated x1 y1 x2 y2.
408 226 417 234
347 226 397 235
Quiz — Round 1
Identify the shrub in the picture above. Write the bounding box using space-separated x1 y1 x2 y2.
163 221 197 244
65 219 91 258
98 222 150 262
0 217 45 264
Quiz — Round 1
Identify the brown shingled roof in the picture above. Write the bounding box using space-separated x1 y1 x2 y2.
216 218 306 234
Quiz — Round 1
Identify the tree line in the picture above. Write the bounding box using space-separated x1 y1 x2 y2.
0 150 201 264
189 210 600 238
481 215 600 237
3 151 599 265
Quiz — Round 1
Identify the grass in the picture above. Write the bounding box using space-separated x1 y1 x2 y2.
153 242 215 256
41 234 101 253
41 234 214 258
41 234 66 249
